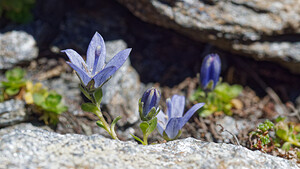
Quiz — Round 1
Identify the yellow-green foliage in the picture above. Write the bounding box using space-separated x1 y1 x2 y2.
191 82 243 117
0 68 67 125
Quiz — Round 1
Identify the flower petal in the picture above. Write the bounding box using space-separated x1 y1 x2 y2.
179 103 205 129
166 98 172 120
67 62 91 86
86 32 106 74
62 49 86 69
170 95 185 118
157 121 165 136
93 66 116 88
165 117 182 140
157 110 167 126
104 48 131 70
211 54 221 88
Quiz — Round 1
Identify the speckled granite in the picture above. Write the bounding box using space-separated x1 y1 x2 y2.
0 126 298 169
0 31 38 70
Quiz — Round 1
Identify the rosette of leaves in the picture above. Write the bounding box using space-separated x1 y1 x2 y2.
1 67 26 97
274 117 300 151
249 119 274 151
0 0 35 23
191 82 242 117
33 92 67 125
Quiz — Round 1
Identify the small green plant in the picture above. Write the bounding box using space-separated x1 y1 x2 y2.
33 92 67 125
0 68 67 125
1 67 26 97
191 82 242 117
0 0 35 23
250 118 300 153
274 117 300 151
249 119 274 151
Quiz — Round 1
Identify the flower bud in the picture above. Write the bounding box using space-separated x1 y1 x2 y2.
139 87 161 121
200 53 221 90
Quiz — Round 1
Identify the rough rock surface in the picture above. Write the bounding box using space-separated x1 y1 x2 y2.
216 116 251 143
0 31 38 70
0 126 298 169
0 99 27 127
117 0 300 73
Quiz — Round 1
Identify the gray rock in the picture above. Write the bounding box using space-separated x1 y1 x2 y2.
0 127 298 169
117 0 300 73
0 31 38 70
216 116 252 143
0 123 52 137
102 40 142 126
0 99 27 127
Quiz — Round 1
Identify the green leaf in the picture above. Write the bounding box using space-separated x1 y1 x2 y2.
111 116 122 133
276 129 289 141
33 93 45 105
79 85 92 100
130 134 144 145
147 117 157 136
140 122 149 135
199 109 213 117
275 116 286 123
45 93 62 107
5 67 25 81
282 142 291 151
260 134 270 145
81 103 98 113
5 87 19 96
145 107 158 121
96 120 105 129
55 104 68 114
138 99 144 119
93 87 103 106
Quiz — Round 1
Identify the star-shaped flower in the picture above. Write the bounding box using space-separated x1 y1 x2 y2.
62 32 131 89
157 95 204 140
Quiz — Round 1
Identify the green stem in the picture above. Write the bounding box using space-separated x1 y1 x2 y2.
143 133 148 145
89 92 119 140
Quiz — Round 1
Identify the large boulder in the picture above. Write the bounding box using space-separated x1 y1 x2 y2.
0 126 298 168
116 0 300 73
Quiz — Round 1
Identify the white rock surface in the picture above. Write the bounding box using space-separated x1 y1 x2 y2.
0 125 298 169
0 31 38 69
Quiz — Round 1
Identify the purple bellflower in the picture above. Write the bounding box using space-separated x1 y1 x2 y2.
62 32 132 89
140 87 161 121
200 53 221 90
157 95 204 140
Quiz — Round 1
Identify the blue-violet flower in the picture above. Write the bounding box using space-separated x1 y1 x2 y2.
157 95 204 140
200 53 221 90
62 32 132 89
140 87 161 120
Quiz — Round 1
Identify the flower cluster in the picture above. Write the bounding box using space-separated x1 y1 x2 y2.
133 88 204 144
64 32 207 143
